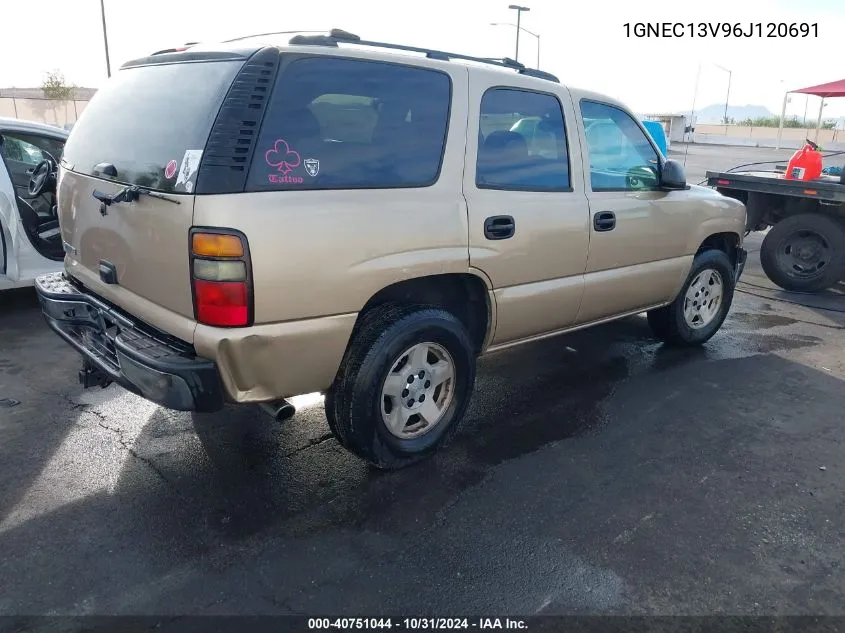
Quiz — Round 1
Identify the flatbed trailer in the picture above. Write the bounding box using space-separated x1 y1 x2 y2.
706 169 845 292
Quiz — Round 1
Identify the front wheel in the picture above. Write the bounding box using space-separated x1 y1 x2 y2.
647 249 736 346
325 304 477 470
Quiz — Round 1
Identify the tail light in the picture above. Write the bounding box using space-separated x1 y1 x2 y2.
190 229 252 327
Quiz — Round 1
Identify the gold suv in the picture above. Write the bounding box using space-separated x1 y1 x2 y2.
36 30 747 469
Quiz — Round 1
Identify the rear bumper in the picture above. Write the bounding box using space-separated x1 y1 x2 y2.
735 247 748 282
34 272 225 412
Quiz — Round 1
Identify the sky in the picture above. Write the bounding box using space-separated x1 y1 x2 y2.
1 0 843 120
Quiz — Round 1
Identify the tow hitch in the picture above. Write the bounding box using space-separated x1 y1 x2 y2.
79 360 112 389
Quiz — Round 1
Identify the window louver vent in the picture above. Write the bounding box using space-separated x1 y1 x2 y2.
195 47 280 194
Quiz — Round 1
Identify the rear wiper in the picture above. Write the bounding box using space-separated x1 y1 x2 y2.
92 185 181 215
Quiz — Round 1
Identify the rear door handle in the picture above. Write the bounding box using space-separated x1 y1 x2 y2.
484 215 515 240
593 211 616 232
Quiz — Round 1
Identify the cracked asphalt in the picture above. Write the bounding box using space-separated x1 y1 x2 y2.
1 146 845 622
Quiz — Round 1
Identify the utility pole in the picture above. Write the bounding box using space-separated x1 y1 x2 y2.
508 5 530 63
714 64 732 132
100 0 112 78
490 23 540 69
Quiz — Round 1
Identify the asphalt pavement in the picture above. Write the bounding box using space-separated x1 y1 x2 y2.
2 151 845 621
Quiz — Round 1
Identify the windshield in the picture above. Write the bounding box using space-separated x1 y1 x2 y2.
61 60 242 193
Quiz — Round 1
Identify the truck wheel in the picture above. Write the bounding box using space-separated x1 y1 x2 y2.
647 249 735 346
760 214 845 292
325 304 476 470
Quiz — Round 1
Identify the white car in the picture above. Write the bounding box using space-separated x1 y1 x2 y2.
0 117 67 289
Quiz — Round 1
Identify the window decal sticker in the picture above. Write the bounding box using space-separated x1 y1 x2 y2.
164 159 178 179
265 139 301 174
175 149 202 192
265 139 304 184
304 158 320 177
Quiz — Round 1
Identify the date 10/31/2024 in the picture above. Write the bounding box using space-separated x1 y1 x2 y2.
307 617 528 630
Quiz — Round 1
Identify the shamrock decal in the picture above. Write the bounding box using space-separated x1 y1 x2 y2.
265 139 301 175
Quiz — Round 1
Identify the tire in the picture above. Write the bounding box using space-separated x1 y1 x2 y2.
760 214 845 292
647 249 735 346
325 304 477 470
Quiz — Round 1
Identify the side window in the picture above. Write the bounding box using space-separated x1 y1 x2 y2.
580 100 659 191
0 136 45 165
246 57 452 191
476 88 570 191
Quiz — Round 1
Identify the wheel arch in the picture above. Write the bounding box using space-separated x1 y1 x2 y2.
354 272 494 355
696 231 743 270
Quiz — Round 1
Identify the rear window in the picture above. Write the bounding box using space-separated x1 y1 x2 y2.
61 61 242 193
246 56 452 191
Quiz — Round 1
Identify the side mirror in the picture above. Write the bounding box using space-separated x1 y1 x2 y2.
660 159 687 190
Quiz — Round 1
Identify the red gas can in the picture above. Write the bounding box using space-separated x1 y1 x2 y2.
785 140 823 181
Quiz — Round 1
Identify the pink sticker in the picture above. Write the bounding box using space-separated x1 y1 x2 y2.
269 174 304 184
265 139 301 175
165 159 178 179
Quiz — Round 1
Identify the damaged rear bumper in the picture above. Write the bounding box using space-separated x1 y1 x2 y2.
34 272 225 412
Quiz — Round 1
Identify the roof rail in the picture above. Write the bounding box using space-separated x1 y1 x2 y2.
150 42 198 55
222 30 327 43
228 28 559 83
289 29 560 82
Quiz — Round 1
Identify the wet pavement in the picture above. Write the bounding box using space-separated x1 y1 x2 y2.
1 237 845 619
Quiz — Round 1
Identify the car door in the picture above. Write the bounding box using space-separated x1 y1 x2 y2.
574 97 688 324
464 75 590 347
0 146 21 281
0 131 62 216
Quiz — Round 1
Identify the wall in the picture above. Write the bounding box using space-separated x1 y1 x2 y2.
691 124 844 150
0 98 90 128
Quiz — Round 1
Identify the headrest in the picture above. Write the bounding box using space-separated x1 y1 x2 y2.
480 131 529 165
278 108 322 142
483 130 527 151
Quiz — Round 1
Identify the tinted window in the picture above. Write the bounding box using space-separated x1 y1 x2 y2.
246 57 451 191
476 88 569 191
62 61 242 193
580 100 659 191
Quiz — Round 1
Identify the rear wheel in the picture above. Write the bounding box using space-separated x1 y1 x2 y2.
647 249 735 346
325 304 476 469
760 213 845 292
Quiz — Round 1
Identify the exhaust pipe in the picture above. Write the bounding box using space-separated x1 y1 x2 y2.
259 399 296 421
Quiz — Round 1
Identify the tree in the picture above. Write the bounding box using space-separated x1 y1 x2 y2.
41 70 74 101
734 116 837 130
40 70 75 126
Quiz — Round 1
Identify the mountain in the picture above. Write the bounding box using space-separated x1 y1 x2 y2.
694 103 775 124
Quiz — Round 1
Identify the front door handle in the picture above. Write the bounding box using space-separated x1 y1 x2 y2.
593 211 616 232
484 215 515 240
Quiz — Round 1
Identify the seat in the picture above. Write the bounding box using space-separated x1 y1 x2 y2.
16 197 60 241
275 107 323 156
477 130 531 186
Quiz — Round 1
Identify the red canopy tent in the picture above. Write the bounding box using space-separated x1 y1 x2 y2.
777 78 845 148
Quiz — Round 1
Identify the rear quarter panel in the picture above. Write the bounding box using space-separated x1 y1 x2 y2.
192 66 472 325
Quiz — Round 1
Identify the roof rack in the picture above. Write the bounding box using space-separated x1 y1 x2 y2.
229 28 559 83
293 29 559 82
